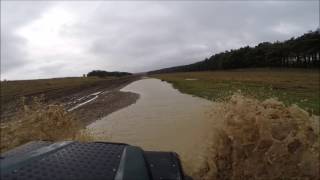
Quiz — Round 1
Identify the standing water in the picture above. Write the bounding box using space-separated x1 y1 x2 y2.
87 78 214 175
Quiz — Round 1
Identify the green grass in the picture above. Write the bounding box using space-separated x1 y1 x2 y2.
152 68 320 115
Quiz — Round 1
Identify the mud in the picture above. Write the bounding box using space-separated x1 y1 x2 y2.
1 76 141 125
71 91 139 126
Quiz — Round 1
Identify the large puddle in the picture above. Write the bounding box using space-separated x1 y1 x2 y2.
87 78 214 175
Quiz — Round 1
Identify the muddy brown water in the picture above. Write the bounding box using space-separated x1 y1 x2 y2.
87 78 214 175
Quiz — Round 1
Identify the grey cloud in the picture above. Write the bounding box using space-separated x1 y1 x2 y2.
1 1 53 77
1 1 318 80
1 33 28 74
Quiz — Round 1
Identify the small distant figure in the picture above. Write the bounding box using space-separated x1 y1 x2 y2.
83 74 86 78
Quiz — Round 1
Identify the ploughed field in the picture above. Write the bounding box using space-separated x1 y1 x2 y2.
152 68 320 115
1 77 111 103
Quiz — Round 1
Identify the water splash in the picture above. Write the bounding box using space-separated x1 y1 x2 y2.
195 93 319 180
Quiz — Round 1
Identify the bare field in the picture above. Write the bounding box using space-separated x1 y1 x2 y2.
1 77 114 104
152 68 320 115
1 76 139 122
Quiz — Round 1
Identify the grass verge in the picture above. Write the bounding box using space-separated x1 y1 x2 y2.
152 68 320 115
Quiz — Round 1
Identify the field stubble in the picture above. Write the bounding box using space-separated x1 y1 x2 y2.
0 96 93 153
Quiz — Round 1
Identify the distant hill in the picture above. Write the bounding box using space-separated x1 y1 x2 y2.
149 31 320 74
87 70 132 78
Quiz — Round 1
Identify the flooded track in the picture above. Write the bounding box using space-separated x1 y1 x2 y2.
87 78 214 175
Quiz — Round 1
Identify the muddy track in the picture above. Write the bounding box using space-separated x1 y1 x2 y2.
1 76 141 124
62 76 141 126
70 91 139 126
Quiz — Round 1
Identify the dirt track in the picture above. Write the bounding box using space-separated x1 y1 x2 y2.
55 76 141 126
1 76 141 125
67 89 139 126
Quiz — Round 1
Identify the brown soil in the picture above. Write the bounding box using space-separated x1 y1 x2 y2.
1 76 141 125
70 91 139 126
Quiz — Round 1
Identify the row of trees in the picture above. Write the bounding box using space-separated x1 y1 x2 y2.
87 70 132 78
149 31 320 74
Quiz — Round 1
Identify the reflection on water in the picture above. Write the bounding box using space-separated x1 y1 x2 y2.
87 78 214 175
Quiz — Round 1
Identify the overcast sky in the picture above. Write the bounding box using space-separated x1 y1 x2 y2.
1 1 318 80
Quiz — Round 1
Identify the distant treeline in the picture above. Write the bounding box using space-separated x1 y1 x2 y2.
149 31 320 74
87 70 132 77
